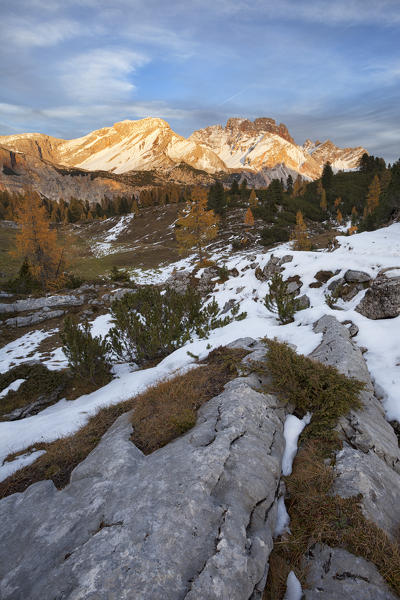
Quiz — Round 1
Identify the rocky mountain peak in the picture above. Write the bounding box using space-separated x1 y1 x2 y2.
224 117 295 144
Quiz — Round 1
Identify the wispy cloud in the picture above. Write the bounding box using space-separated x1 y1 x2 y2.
61 49 148 103
0 17 82 47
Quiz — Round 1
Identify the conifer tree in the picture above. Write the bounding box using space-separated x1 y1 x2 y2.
293 175 305 197
249 189 258 207
207 181 226 216
264 273 298 325
175 188 219 263
240 179 249 200
291 210 311 250
286 174 293 195
322 162 333 190
351 205 358 225
337 209 343 224
230 179 239 196
365 174 381 216
334 197 342 208
13 191 65 289
320 189 327 211
244 207 254 229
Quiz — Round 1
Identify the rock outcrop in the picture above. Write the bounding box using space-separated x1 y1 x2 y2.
0 339 287 600
306 316 400 594
356 269 400 319
0 293 85 314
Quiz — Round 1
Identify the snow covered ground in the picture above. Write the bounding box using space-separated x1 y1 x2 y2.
1 223 400 480
92 214 134 257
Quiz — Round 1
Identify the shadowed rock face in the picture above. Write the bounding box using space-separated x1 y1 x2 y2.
0 340 287 600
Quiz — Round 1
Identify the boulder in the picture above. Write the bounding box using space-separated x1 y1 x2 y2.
164 270 192 294
0 343 287 600
303 543 398 600
328 276 345 293
197 267 220 295
296 294 310 310
344 269 371 283
256 254 293 281
343 320 359 337
101 288 133 304
356 274 400 319
309 270 336 288
285 275 302 295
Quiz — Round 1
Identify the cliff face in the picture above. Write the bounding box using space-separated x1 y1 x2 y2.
0 146 137 202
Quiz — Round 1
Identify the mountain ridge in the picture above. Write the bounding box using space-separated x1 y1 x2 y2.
0 116 366 182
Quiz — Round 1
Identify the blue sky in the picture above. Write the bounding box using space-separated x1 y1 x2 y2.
1 0 400 160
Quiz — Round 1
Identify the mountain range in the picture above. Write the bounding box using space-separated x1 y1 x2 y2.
0 117 366 201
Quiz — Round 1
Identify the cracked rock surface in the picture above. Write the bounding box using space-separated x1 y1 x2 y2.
303 543 398 599
0 339 286 600
306 316 400 597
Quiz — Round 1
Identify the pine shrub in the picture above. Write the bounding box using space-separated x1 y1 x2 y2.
61 317 112 385
264 272 298 324
108 286 239 365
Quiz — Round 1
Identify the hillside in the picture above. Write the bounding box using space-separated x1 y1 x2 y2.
1 216 400 598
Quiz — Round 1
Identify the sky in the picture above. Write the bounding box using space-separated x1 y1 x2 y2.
0 0 400 161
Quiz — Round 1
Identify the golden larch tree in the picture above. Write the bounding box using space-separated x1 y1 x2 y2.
337 209 343 224
291 210 311 250
292 175 304 197
249 189 258 207
244 207 254 229
365 174 381 216
334 197 342 208
13 191 65 289
175 188 219 263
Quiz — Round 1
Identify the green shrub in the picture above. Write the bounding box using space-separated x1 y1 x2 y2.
264 273 298 324
61 317 112 385
109 266 131 283
260 226 290 246
6 258 41 294
108 286 235 365
0 363 70 419
215 265 230 282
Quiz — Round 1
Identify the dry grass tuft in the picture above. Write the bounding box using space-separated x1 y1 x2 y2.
262 339 400 599
131 346 246 454
264 440 400 599
0 346 246 500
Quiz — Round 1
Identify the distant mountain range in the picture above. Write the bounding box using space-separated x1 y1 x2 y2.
0 117 367 201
